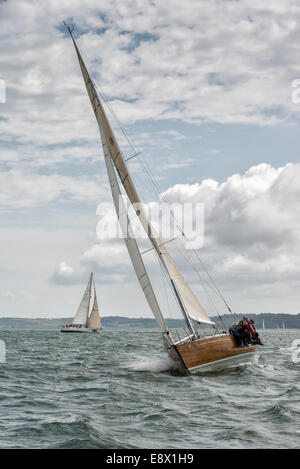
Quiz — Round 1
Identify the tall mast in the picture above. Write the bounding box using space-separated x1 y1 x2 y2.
65 24 214 336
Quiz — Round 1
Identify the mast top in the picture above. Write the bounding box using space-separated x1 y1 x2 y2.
63 21 75 37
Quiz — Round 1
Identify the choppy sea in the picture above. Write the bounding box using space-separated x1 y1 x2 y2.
0 328 299 449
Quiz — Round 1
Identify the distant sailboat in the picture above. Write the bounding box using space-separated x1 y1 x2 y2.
64 24 256 371
61 273 101 333
262 319 265 330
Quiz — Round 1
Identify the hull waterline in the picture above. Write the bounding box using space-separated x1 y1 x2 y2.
60 326 101 333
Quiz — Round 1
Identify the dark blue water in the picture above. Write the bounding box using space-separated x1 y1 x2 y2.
0 328 299 448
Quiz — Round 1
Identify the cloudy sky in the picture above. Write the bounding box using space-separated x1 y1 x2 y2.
1 0 300 320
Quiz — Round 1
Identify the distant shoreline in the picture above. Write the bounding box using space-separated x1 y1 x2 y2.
0 313 299 329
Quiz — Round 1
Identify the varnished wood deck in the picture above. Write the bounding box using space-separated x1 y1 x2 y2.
174 334 256 371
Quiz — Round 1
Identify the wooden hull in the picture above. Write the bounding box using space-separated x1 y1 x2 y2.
173 334 256 373
60 326 101 333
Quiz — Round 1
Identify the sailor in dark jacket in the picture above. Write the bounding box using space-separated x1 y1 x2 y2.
229 321 246 347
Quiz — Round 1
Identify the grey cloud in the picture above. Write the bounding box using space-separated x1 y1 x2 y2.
160 162 300 291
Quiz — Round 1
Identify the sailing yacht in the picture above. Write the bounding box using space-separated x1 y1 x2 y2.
61 273 101 333
64 25 255 371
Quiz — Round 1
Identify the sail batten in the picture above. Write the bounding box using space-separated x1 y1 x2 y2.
69 30 214 328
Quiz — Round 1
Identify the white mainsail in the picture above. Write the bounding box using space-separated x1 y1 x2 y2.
72 273 93 325
102 129 169 334
68 29 214 329
86 279 101 329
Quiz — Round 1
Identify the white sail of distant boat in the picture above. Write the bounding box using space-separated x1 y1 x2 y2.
282 320 285 330
61 273 101 333
64 24 258 371
262 319 265 330
86 280 101 329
